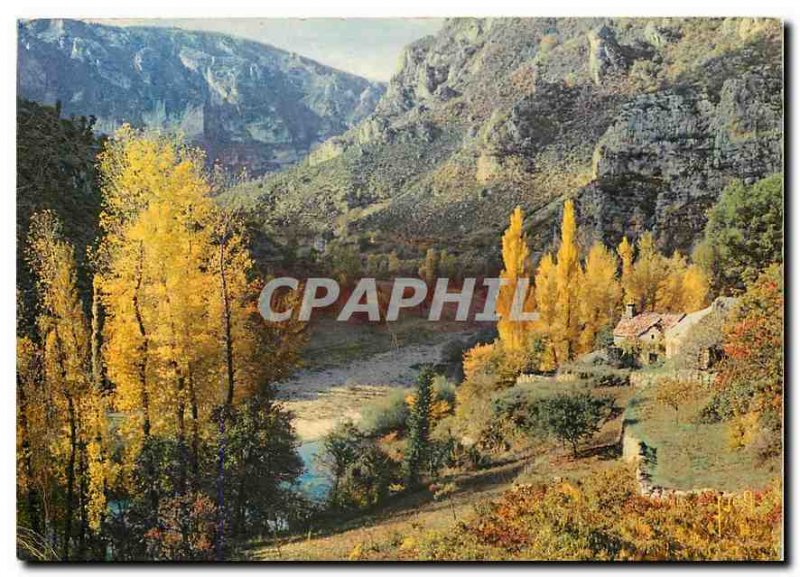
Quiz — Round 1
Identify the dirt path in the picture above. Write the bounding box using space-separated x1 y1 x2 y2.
275 336 468 441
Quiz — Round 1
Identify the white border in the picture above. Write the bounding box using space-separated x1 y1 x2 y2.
2 1 794 575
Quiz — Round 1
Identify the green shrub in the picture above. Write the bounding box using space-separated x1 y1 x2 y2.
359 388 411 437
317 421 398 511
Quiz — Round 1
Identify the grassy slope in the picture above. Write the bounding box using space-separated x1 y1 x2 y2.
624 375 779 492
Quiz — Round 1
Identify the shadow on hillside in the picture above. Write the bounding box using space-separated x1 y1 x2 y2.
255 451 536 550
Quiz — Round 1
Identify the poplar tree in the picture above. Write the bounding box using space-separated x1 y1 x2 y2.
26 211 108 559
553 200 581 363
617 236 634 305
578 242 621 352
497 206 534 352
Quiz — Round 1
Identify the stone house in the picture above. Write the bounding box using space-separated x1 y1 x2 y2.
612 303 684 365
664 297 736 367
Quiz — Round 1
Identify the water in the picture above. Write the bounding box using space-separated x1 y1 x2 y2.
297 440 331 502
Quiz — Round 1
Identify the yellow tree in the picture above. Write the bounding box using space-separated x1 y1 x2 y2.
98 130 216 490
656 252 710 313
627 232 669 313
617 236 634 305
96 127 307 556
26 211 108 558
656 251 690 312
534 253 558 370
17 334 47 542
497 207 534 352
681 264 710 312
578 242 621 352
552 200 582 363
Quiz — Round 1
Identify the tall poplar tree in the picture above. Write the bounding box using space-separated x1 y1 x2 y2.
497 207 534 352
553 200 582 363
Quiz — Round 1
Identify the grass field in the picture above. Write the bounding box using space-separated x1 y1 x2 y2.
624 378 780 492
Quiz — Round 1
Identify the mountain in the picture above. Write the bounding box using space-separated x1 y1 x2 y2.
226 18 782 270
18 19 385 175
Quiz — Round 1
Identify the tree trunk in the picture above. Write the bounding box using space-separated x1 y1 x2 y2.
220 240 235 407
77 439 88 559
90 277 104 393
18 374 41 534
216 231 235 561
188 368 200 492
63 394 77 560
132 246 150 438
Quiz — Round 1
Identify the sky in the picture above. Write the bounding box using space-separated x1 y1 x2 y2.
89 18 444 81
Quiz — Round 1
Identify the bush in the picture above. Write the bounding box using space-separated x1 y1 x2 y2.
359 389 411 437
431 376 456 406
317 421 398 510
430 417 489 472
335 444 396 510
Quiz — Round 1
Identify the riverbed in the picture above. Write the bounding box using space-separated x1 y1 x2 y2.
277 334 470 499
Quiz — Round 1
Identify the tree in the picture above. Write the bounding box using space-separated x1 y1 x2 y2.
95 127 306 558
626 232 669 313
695 174 783 292
26 211 108 559
405 368 435 486
617 236 634 305
534 253 558 370
418 248 440 287
655 378 696 423
497 207 534 352
552 200 582 363
681 264 710 312
578 242 621 352
711 264 783 455
438 250 460 282
656 252 710 313
318 421 395 510
542 392 612 458
326 240 362 290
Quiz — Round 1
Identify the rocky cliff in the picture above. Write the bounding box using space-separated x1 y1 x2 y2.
18 19 384 175
227 18 782 267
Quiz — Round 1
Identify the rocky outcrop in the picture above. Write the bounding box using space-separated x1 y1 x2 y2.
18 19 385 175
587 25 628 85
224 17 782 265
577 67 782 253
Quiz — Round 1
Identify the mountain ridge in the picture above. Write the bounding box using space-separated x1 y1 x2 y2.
18 18 385 175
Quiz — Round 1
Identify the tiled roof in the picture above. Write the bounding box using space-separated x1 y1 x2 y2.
613 312 684 339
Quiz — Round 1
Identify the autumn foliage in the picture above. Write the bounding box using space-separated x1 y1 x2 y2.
413 466 781 561
17 128 306 560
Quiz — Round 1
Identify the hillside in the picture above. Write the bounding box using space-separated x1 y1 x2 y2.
226 18 782 268
18 19 385 175
16 99 101 330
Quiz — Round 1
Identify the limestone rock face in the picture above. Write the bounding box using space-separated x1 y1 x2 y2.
578 68 782 253
18 19 385 175
222 18 782 266
587 25 628 85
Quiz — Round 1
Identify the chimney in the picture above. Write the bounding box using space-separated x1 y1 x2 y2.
625 302 636 319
